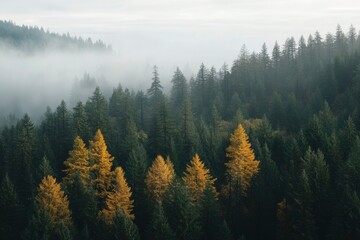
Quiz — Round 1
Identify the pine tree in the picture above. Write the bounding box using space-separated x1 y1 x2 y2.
100 167 134 224
146 203 175 240
0 174 24 239
54 100 73 173
179 98 200 166
38 155 54 180
73 101 90 142
89 129 114 200
147 65 163 105
112 210 140 240
63 136 90 186
183 154 217 202
226 124 260 196
200 186 232 240
145 155 175 202
86 87 110 135
15 114 36 205
163 180 202 240
170 67 188 122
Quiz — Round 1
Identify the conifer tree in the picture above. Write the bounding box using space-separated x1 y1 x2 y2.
170 67 188 122
35 176 72 225
89 129 114 200
15 114 36 205
73 101 90 142
112 210 140 240
86 87 110 135
63 136 90 186
226 124 260 195
145 155 175 202
26 176 73 240
0 174 24 239
146 203 175 240
100 167 134 224
38 155 54 180
183 154 217 202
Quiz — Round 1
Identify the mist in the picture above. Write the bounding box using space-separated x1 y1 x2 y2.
0 44 200 123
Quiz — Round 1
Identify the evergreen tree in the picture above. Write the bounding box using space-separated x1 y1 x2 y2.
147 65 163 106
146 203 175 240
86 87 110 135
0 174 24 239
73 101 90 142
112 210 140 240
163 180 202 240
15 114 36 206
38 155 55 180
170 67 188 122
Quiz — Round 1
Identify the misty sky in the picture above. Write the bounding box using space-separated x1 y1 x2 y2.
1 0 360 121
2 0 360 68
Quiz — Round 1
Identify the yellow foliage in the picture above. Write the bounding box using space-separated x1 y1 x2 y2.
63 136 90 186
226 124 259 195
183 154 217 202
36 176 72 225
100 167 134 224
165 155 175 178
145 155 175 202
89 129 114 199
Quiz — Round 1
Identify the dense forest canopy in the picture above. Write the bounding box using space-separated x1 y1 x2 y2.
0 20 111 52
1 24 360 240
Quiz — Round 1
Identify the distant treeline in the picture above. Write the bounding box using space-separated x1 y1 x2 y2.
0 20 111 52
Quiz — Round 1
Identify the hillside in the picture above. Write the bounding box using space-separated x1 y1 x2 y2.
0 20 111 52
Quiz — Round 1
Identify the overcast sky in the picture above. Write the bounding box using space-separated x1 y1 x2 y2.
1 0 360 72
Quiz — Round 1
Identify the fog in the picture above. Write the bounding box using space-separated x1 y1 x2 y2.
0 45 197 123
2 0 360 124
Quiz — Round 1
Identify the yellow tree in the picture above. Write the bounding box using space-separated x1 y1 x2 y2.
226 124 259 195
63 136 90 185
89 129 114 199
35 176 72 225
183 154 217 202
145 155 175 202
100 167 134 224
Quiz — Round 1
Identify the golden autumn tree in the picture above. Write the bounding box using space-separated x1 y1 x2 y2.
226 124 259 195
63 136 90 186
183 154 217 202
35 176 72 225
100 167 134 224
89 129 114 199
145 155 175 202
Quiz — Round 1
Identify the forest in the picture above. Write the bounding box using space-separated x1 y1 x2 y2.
1 24 360 240
0 20 110 52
